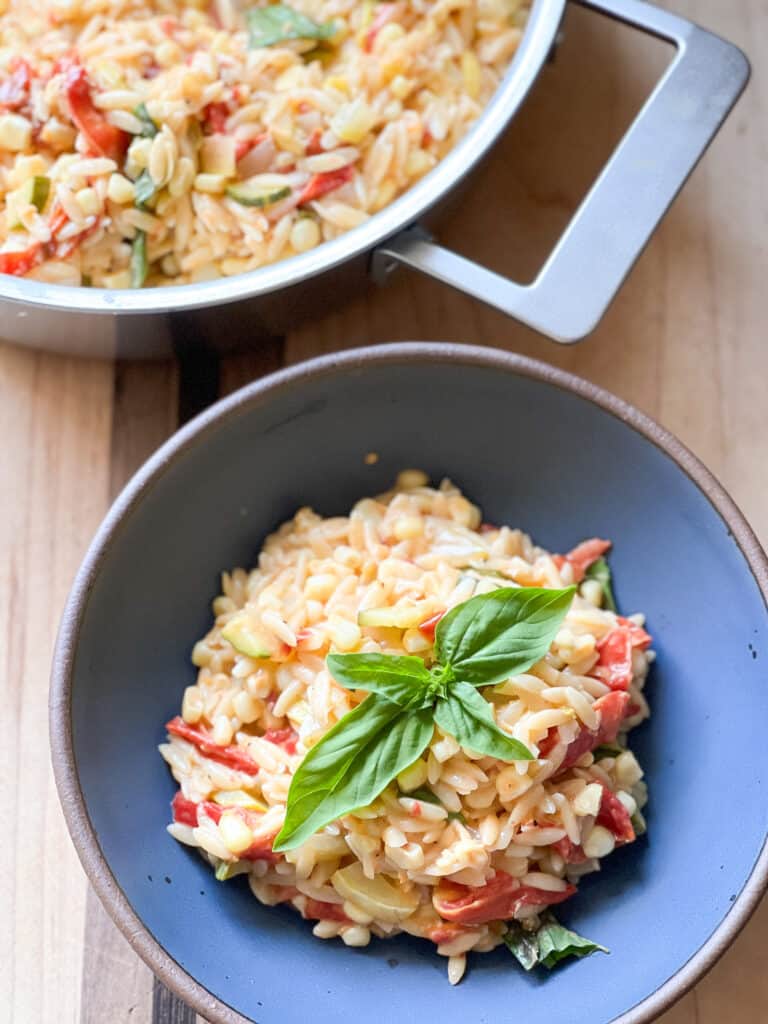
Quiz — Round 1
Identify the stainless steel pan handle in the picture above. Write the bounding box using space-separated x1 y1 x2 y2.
371 0 749 343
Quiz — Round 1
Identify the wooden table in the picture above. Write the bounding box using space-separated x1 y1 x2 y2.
2 1 765 1020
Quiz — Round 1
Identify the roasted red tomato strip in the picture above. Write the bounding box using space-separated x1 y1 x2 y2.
433 872 576 925
64 64 129 162
296 165 353 205
166 716 261 774
593 618 652 691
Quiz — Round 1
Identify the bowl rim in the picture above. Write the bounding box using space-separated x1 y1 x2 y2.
50 341 768 1024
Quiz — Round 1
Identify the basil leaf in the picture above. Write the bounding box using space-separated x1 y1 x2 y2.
130 230 148 288
584 557 617 612
273 696 434 851
536 913 608 969
504 922 540 971
134 170 156 210
247 4 335 49
435 586 575 687
404 785 441 805
133 102 159 137
434 682 532 761
327 652 434 709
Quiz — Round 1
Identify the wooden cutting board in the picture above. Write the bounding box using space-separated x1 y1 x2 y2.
1 1 765 1021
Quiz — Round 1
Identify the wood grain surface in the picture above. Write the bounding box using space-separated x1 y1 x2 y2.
1 1 766 1021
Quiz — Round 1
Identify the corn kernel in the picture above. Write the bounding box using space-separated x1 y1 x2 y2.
107 172 135 205
194 172 227 193
402 627 432 654
219 810 254 854
0 113 31 151
405 149 435 180
212 715 234 745
304 573 337 601
389 75 413 100
125 137 152 177
233 690 260 724
328 617 361 652
330 99 376 145
324 75 350 95
290 216 320 253
200 134 236 177
396 758 428 792
99 269 132 288
583 824 615 859
75 187 100 217
573 782 603 817
182 685 204 724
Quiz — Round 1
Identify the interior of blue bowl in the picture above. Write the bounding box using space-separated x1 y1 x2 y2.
65 353 768 1024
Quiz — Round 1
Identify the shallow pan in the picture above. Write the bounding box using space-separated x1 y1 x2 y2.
0 0 750 357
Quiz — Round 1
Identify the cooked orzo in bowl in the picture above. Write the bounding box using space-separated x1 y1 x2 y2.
161 470 652 984
0 0 529 286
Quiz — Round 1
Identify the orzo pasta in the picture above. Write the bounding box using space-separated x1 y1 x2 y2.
160 471 652 983
0 0 529 286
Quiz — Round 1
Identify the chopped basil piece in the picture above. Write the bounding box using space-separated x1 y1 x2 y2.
504 913 608 971
133 169 156 211
247 4 336 49
593 742 624 759
584 556 617 612
133 102 159 137
130 229 148 288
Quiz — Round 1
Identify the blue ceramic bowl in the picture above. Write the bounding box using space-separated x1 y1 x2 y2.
51 344 768 1024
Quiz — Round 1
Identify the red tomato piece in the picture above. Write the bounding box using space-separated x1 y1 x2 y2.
203 101 229 134
478 522 497 533
417 611 445 638
170 791 224 826
428 921 473 945
0 58 32 110
0 243 42 276
558 538 612 583
64 65 129 162
551 836 589 864
241 828 280 863
305 128 324 155
296 164 353 205
433 872 576 925
303 899 350 923
166 716 261 774
554 691 630 774
594 619 651 691
597 786 635 845
263 727 298 755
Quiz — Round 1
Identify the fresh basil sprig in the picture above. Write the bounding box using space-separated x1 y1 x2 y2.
584 556 617 612
273 585 575 852
504 913 608 971
434 586 577 686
